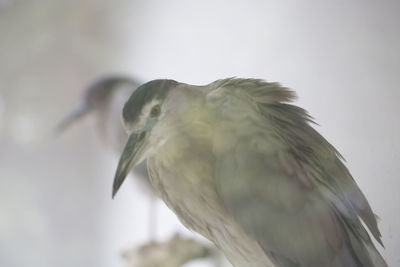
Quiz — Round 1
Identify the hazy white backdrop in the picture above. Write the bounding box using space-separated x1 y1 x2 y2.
0 1 399 267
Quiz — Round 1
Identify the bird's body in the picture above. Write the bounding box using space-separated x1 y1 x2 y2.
146 126 273 267
114 78 387 267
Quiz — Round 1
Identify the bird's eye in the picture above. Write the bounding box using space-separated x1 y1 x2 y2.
150 104 161 118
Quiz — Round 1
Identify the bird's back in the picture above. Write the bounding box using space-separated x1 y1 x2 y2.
205 78 387 267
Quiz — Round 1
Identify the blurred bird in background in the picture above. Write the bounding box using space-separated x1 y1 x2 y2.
113 78 388 267
57 76 218 267
56 76 150 192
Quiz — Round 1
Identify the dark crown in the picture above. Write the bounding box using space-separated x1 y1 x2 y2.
122 79 178 123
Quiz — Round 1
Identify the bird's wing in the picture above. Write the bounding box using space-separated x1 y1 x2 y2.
206 78 387 267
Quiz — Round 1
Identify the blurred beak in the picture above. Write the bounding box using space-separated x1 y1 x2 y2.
112 131 148 198
55 104 89 136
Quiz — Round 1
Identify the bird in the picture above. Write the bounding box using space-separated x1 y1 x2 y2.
112 78 387 267
56 76 149 190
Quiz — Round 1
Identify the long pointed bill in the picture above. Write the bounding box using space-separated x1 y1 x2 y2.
112 131 148 198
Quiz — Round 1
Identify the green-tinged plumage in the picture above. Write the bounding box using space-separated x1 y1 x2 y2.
113 78 387 267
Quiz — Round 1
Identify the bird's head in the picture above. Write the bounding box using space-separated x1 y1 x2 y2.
56 76 135 134
112 79 197 198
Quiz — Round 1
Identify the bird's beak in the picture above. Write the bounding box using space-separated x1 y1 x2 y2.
55 104 89 136
112 131 148 198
